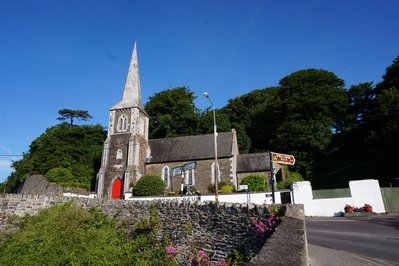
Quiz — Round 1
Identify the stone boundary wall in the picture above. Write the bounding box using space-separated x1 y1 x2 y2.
0 194 307 265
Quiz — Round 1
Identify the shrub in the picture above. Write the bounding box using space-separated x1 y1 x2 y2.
45 166 92 190
220 183 235 193
207 182 226 193
240 174 268 192
134 174 166 196
277 165 304 189
207 183 216 193
46 167 74 183
0 203 170 265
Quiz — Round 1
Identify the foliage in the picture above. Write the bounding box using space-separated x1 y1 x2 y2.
45 166 93 190
198 108 232 134
5 202 183 265
271 69 349 179
1 123 106 192
220 183 235 193
134 174 166 196
207 182 217 193
240 174 268 192
145 86 200 139
222 87 279 153
191 250 212 266
207 182 224 193
57 109 93 126
314 55 399 187
0 202 171 266
277 165 304 189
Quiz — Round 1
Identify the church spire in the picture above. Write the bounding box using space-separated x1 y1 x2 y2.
111 42 142 109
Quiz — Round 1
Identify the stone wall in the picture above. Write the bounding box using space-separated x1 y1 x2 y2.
0 194 307 265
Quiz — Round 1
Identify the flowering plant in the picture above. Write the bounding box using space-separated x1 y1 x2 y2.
191 250 212 266
251 212 280 237
363 203 372 208
166 246 177 258
190 250 228 266
166 245 178 265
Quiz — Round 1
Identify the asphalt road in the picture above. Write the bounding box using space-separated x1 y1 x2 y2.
306 214 399 265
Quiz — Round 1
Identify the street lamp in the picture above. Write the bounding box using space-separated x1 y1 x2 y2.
203 92 219 202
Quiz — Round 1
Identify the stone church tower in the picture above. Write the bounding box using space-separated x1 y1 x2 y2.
96 43 149 199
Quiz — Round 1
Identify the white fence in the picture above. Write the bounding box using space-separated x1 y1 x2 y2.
291 179 386 216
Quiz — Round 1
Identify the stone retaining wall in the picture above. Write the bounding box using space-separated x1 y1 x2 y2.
0 194 308 265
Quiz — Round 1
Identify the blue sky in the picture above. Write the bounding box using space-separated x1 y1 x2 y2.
0 0 398 182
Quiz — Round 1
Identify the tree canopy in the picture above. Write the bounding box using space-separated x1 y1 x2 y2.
144 87 200 139
57 109 93 125
1 123 106 192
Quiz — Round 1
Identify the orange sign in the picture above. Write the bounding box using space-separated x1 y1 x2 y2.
271 152 295 165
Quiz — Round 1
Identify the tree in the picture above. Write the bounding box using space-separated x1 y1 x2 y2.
198 108 231 135
314 56 399 187
375 56 399 94
345 82 374 130
222 87 279 153
1 123 106 192
144 87 200 139
365 56 399 183
271 69 349 179
57 109 93 125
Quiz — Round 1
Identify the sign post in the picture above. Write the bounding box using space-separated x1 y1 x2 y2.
269 152 295 203
271 152 296 165
173 162 197 196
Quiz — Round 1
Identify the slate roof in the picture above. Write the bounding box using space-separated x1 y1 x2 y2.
236 153 271 173
147 131 233 163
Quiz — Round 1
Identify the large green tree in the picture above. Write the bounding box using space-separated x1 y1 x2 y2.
1 123 106 192
222 87 279 153
270 69 349 179
314 56 399 187
144 87 200 139
366 56 399 182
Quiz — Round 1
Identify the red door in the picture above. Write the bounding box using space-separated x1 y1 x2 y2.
111 178 123 199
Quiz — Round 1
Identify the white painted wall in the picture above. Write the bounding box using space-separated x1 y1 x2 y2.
63 192 97 199
291 179 386 216
124 191 282 205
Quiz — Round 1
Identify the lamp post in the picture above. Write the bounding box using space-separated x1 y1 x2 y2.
203 92 219 202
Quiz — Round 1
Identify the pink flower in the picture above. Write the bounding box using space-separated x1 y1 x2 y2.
197 250 208 261
218 258 228 266
166 246 177 258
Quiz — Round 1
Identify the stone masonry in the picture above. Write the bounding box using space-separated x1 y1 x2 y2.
0 193 308 265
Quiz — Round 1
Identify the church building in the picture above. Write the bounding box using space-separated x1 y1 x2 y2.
96 43 275 199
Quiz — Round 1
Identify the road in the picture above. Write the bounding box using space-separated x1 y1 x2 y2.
306 214 399 265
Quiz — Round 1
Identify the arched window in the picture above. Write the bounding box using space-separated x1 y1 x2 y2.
117 114 128 132
116 149 123 159
211 162 221 185
162 166 170 188
185 169 195 186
